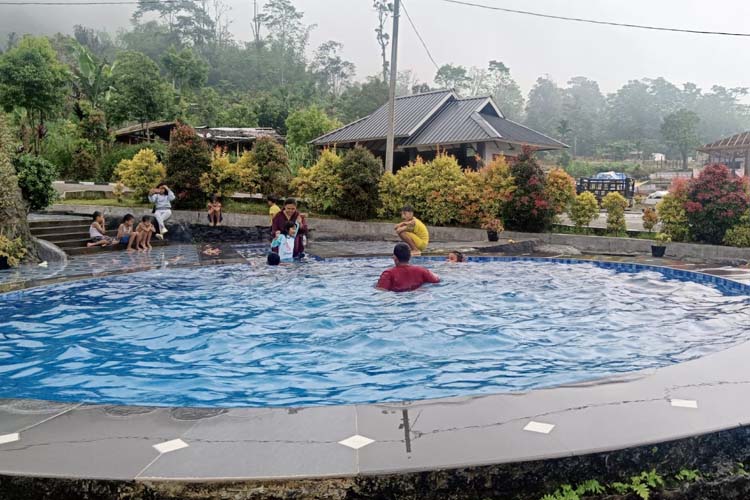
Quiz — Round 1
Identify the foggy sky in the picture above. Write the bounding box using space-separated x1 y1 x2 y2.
1 0 749 96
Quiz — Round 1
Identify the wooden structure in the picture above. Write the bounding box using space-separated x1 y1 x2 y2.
576 178 636 202
114 122 284 153
312 89 567 171
698 132 750 177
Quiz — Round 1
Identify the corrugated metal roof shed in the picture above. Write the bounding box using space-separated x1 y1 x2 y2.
698 131 750 152
402 97 491 146
480 114 567 149
312 89 454 145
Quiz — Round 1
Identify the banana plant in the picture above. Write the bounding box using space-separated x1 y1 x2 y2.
70 41 117 108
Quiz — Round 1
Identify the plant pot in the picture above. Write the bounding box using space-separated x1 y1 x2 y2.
487 230 499 242
651 245 666 258
0 256 8 270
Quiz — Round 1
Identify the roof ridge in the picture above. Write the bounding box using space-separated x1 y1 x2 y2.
396 88 454 99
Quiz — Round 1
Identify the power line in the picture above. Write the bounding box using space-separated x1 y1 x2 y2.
400 0 441 72
0 0 174 4
441 0 750 37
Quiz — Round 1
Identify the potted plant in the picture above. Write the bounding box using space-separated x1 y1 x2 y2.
0 234 27 269
481 218 504 242
651 232 671 258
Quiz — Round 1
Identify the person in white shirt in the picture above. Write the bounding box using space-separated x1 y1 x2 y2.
270 221 299 262
148 184 175 239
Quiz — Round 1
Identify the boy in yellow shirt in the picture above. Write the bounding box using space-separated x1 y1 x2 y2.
394 205 429 256
267 195 281 225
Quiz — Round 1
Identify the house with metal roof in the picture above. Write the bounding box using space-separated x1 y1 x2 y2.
312 89 567 170
698 131 750 177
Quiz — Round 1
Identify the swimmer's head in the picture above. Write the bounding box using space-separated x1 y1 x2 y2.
267 253 281 266
447 251 464 263
393 242 411 264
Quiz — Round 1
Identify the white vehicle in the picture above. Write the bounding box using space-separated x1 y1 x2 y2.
643 190 669 206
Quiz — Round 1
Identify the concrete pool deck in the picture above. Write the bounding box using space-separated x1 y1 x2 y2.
2 244 750 498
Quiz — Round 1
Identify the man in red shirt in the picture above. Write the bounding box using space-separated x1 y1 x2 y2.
376 243 441 292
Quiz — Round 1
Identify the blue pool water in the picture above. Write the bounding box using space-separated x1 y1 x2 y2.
1 258 749 408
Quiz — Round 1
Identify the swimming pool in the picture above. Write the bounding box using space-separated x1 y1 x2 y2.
1 257 749 407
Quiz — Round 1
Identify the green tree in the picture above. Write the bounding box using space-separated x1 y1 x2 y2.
0 36 69 155
312 41 355 97
562 76 605 156
115 148 167 200
605 80 660 159
285 106 341 150
373 0 392 83
0 115 34 258
570 191 599 231
525 76 563 138
661 109 700 169
258 0 309 86
601 192 628 235
107 51 173 135
434 64 470 94
166 123 211 206
70 41 117 108
486 60 524 120
132 0 214 47
162 46 208 93
337 76 388 123
13 154 57 211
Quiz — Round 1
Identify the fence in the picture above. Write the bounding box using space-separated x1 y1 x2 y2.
576 178 636 201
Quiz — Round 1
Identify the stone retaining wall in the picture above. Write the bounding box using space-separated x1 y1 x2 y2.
51 205 489 243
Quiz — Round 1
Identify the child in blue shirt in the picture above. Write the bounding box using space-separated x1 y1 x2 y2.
271 221 299 262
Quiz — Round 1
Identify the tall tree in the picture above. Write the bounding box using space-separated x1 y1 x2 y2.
661 109 700 169
259 0 311 86
106 51 173 136
605 79 660 158
70 41 117 109
525 76 563 138
562 76 605 156
434 64 470 94
312 41 355 98
132 0 214 46
373 0 392 83
162 46 208 93
0 36 69 155
486 60 524 120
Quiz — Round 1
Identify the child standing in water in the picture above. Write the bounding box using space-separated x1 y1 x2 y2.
271 221 299 263
134 216 155 251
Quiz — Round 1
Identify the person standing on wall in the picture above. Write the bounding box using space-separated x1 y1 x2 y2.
148 184 175 240
271 198 308 258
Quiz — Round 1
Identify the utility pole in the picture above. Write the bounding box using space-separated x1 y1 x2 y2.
385 0 400 174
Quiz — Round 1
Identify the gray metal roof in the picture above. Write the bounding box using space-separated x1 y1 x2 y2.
402 97 492 146
480 113 568 150
312 89 455 145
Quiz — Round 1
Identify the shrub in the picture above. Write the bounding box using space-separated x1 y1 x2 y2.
642 207 658 232
250 137 291 196
685 164 750 244
377 154 466 225
0 234 27 267
71 139 98 181
601 191 628 234
451 156 514 226
166 122 211 207
569 191 599 230
545 168 576 215
40 119 77 179
657 178 689 242
99 142 168 184
13 154 58 211
293 149 344 214
503 147 554 232
115 148 167 200
723 213 750 247
200 149 260 198
337 147 383 221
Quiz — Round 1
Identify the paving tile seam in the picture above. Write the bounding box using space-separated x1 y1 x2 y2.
15 403 83 433
135 419 203 479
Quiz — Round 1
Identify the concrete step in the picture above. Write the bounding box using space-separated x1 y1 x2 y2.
30 224 91 236
38 231 92 243
29 218 89 228
66 239 168 256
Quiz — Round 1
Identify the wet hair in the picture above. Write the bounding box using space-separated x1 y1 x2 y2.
92 211 102 220
267 252 281 266
141 215 151 223
393 242 411 263
401 205 414 214
284 221 297 235
284 197 297 207
450 251 464 262
122 214 134 223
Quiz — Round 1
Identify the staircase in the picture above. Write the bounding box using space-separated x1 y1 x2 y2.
29 217 168 256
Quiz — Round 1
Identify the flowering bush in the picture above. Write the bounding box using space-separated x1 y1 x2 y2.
656 178 689 242
641 207 658 233
684 164 750 244
503 147 554 232
569 191 599 230
601 191 628 234
481 217 504 232
293 149 344 214
545 168 576 216
115 148 166 200
200 149 260 198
